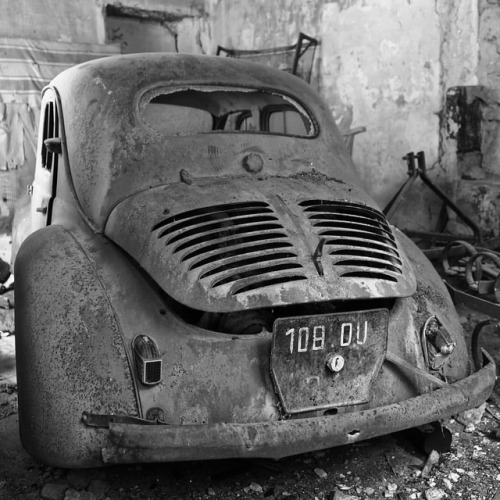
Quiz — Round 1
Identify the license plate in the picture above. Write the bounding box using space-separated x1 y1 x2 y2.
270 309 389 414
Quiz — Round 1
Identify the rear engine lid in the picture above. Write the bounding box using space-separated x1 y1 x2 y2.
105 176 416 312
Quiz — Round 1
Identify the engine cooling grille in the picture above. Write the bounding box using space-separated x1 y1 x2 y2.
152 202 307 295
300 200 403 282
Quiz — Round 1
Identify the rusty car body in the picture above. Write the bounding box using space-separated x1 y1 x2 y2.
14 53 496 468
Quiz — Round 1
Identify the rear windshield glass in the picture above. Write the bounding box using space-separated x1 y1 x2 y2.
140 86 315 138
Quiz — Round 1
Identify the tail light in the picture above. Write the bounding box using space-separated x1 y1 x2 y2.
132 335 162 385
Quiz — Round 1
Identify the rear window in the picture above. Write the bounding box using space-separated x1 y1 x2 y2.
140 86 315 138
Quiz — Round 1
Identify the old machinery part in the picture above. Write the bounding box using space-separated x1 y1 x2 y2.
441 240 478 276
384 151 482 243
464 251 500 296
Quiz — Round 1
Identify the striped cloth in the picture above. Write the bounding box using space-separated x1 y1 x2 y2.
0 38 120 173
0 37 120 100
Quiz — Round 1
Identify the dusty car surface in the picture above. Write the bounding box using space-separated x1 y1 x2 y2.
14 53 496 468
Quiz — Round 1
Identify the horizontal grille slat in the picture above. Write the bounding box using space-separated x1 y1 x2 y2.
153 202 306 295
190 243 294 271
301 200 403 281
181 233 290 262
212 263 304 288
333 259 401 274
325 238 400 258
152 201 271 231
172 224 284 253
329 249 402 266
313 220 395 241
301 200 387 223
319 229 396 247
232 275 308 295
206 257 301 282
163 215 279 244
158 207 276 237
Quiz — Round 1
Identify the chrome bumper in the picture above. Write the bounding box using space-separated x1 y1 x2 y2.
100 353 496 464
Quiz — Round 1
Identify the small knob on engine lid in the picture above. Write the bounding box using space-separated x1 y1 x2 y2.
326 353 345 373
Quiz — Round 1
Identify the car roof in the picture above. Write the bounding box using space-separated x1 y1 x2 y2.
49 53 356 231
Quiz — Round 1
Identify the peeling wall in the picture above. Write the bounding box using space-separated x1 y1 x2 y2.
0 0 103 43
478 0 500 176
321 1 442 232
206 0 480 233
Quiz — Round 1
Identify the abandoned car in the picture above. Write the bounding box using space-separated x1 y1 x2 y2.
14 53 496 468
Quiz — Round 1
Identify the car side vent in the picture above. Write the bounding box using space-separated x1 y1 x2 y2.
152 202 307 295
300 200 403 282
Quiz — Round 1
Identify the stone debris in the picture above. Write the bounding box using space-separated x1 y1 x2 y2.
424 487 446 500
40 483 68 500
314 468 328 479
421 450 440 478
63 490 97 500
385 483 398 497
245 482 263 494
457 404 486 428
464 423 475 433
332 490 359 500
442 478 453 490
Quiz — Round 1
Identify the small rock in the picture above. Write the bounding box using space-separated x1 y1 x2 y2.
458 404 486 426
249 482 263 493
40 483 68 500
449 472 460 483
464 423 475 433
88 479 109 499
424 488 446 500
207 487 216 496
421 450 440 478
315 468 328 479
64 490 96 500
338 484 352 490
364 487 375 496
443 478 453 490
332 490 358 500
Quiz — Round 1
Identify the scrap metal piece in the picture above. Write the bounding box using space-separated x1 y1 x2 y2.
464 251 500 296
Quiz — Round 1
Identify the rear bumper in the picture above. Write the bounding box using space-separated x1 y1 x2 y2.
101 353 496 464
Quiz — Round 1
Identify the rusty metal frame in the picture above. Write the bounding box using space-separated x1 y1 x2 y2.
216 32 319 83
384 151 483 243
445 280 500 319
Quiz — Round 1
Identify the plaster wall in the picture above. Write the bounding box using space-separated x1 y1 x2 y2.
206 0 479 233
0 0 104 43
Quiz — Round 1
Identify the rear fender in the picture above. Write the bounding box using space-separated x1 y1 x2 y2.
15 225 138 468
395 229 470 382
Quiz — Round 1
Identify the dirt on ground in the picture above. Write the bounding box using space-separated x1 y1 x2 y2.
1 300 500 500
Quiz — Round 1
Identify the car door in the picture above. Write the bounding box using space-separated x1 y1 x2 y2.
31 90 60 230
